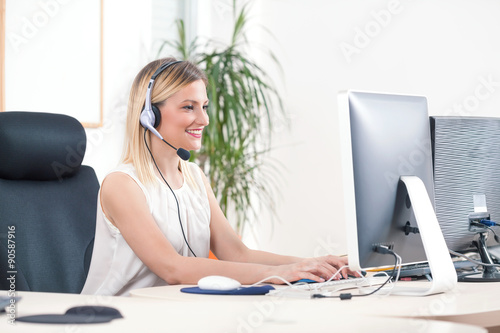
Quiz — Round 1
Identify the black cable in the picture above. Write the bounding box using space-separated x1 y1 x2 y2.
486 226 500 243
312 247 398 300
143 128 197 257
449 249 500 267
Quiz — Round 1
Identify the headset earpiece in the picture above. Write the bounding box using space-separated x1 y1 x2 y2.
151 105 161 128
139 104 161 130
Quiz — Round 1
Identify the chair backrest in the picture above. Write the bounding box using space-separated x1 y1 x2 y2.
0 112 99 293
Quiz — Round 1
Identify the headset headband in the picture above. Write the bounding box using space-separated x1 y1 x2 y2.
144 60 183 112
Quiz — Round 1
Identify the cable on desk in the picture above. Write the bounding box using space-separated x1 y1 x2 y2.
449 249 500 267
249 276 294 288
312 246 401 300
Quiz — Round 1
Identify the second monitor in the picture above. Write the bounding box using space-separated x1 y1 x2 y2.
432 116 500 282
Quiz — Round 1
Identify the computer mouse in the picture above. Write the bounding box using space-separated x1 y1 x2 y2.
197 275 242 291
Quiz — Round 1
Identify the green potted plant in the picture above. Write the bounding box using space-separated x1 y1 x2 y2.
157 1 285 236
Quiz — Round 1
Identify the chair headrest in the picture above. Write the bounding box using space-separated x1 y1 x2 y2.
0 112 87 181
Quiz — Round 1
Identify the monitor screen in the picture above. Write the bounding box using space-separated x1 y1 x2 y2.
338 90 433 271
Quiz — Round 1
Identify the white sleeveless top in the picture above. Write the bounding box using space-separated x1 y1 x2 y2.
81 162 211 296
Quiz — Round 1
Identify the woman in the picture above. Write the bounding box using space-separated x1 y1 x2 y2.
81 58 356 296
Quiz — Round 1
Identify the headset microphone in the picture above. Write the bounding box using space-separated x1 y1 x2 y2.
140 60 191 161
175 147 191 161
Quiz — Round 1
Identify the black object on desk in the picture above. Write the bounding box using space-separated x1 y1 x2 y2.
16 306 123 324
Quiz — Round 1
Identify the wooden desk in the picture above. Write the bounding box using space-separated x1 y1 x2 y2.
0 290 487 332
130 280 500 332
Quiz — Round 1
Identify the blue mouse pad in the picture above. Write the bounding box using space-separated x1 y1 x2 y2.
180 285 275 295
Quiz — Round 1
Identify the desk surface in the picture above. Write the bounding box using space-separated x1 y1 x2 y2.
130 280 500 330
0 290 487 333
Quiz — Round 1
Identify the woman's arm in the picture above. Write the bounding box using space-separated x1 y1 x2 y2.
102 172 348 285
100 172 276 284
202 170 357 279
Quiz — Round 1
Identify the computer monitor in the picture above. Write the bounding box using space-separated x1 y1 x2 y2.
338 90 457 296
431 116 500 282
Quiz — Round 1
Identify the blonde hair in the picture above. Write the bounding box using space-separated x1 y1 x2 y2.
121 58 208 186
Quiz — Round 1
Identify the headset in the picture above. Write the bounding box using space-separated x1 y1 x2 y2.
140 60 191 161
140 60 197 257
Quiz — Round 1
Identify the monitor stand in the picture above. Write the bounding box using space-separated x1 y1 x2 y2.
458 232 500 282
387 176 458 296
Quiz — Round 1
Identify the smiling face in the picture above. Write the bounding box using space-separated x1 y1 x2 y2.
156 79 209 151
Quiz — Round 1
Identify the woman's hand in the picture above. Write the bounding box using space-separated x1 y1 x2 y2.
264 255 361 284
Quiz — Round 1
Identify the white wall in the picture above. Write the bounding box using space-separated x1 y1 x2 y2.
2 0 154 181
244 0 500 257
5 0 101 124
82 0 154 182
11 0 500 259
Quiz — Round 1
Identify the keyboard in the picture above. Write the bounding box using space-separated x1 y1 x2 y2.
289 276 389 291
266 276 389 298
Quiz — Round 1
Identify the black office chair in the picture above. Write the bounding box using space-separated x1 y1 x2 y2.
0 111 99 293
